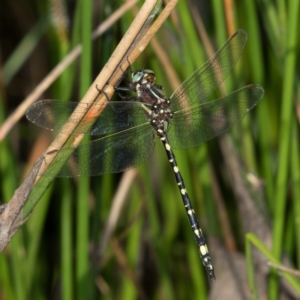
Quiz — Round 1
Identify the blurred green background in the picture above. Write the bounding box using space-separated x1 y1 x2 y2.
1 0 300 299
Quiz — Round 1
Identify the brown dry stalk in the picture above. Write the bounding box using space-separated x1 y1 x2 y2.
0 0 179 251
34 0 160 182
35 0 179 184
0 0 138 141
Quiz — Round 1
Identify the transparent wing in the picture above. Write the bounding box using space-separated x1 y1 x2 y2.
167 84 264 149
42 123 155 177
26 100 149 136
170 29 248 112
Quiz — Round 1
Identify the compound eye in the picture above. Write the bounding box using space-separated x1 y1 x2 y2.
144 70 156 83
132 70 144 83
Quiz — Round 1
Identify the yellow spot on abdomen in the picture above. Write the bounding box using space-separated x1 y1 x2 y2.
200 245 208 256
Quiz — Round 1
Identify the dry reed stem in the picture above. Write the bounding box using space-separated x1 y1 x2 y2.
34 0 159 182
0 0 138 141
0 0 179 251
35 0 178 184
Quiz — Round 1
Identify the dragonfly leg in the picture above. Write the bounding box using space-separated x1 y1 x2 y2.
95 84 110 101
114 85 136 101
154 84 164 90
125 57 133 73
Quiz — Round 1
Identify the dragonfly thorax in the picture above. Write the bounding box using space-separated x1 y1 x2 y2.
149 100 172 133
130 70 172 133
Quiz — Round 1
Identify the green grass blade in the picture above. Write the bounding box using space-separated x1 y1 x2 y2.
271 0 300 298
3 17 49 85
246 233 300 294
76 0 93 298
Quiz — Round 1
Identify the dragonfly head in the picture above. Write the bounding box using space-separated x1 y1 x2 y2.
131 69 156 85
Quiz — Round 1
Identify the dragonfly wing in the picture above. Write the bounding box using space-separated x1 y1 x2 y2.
41 122 155 177
170 29 248 112
26 100 149 136
167 84 264 149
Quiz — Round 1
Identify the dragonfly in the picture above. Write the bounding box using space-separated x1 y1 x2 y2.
26 29 264 281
